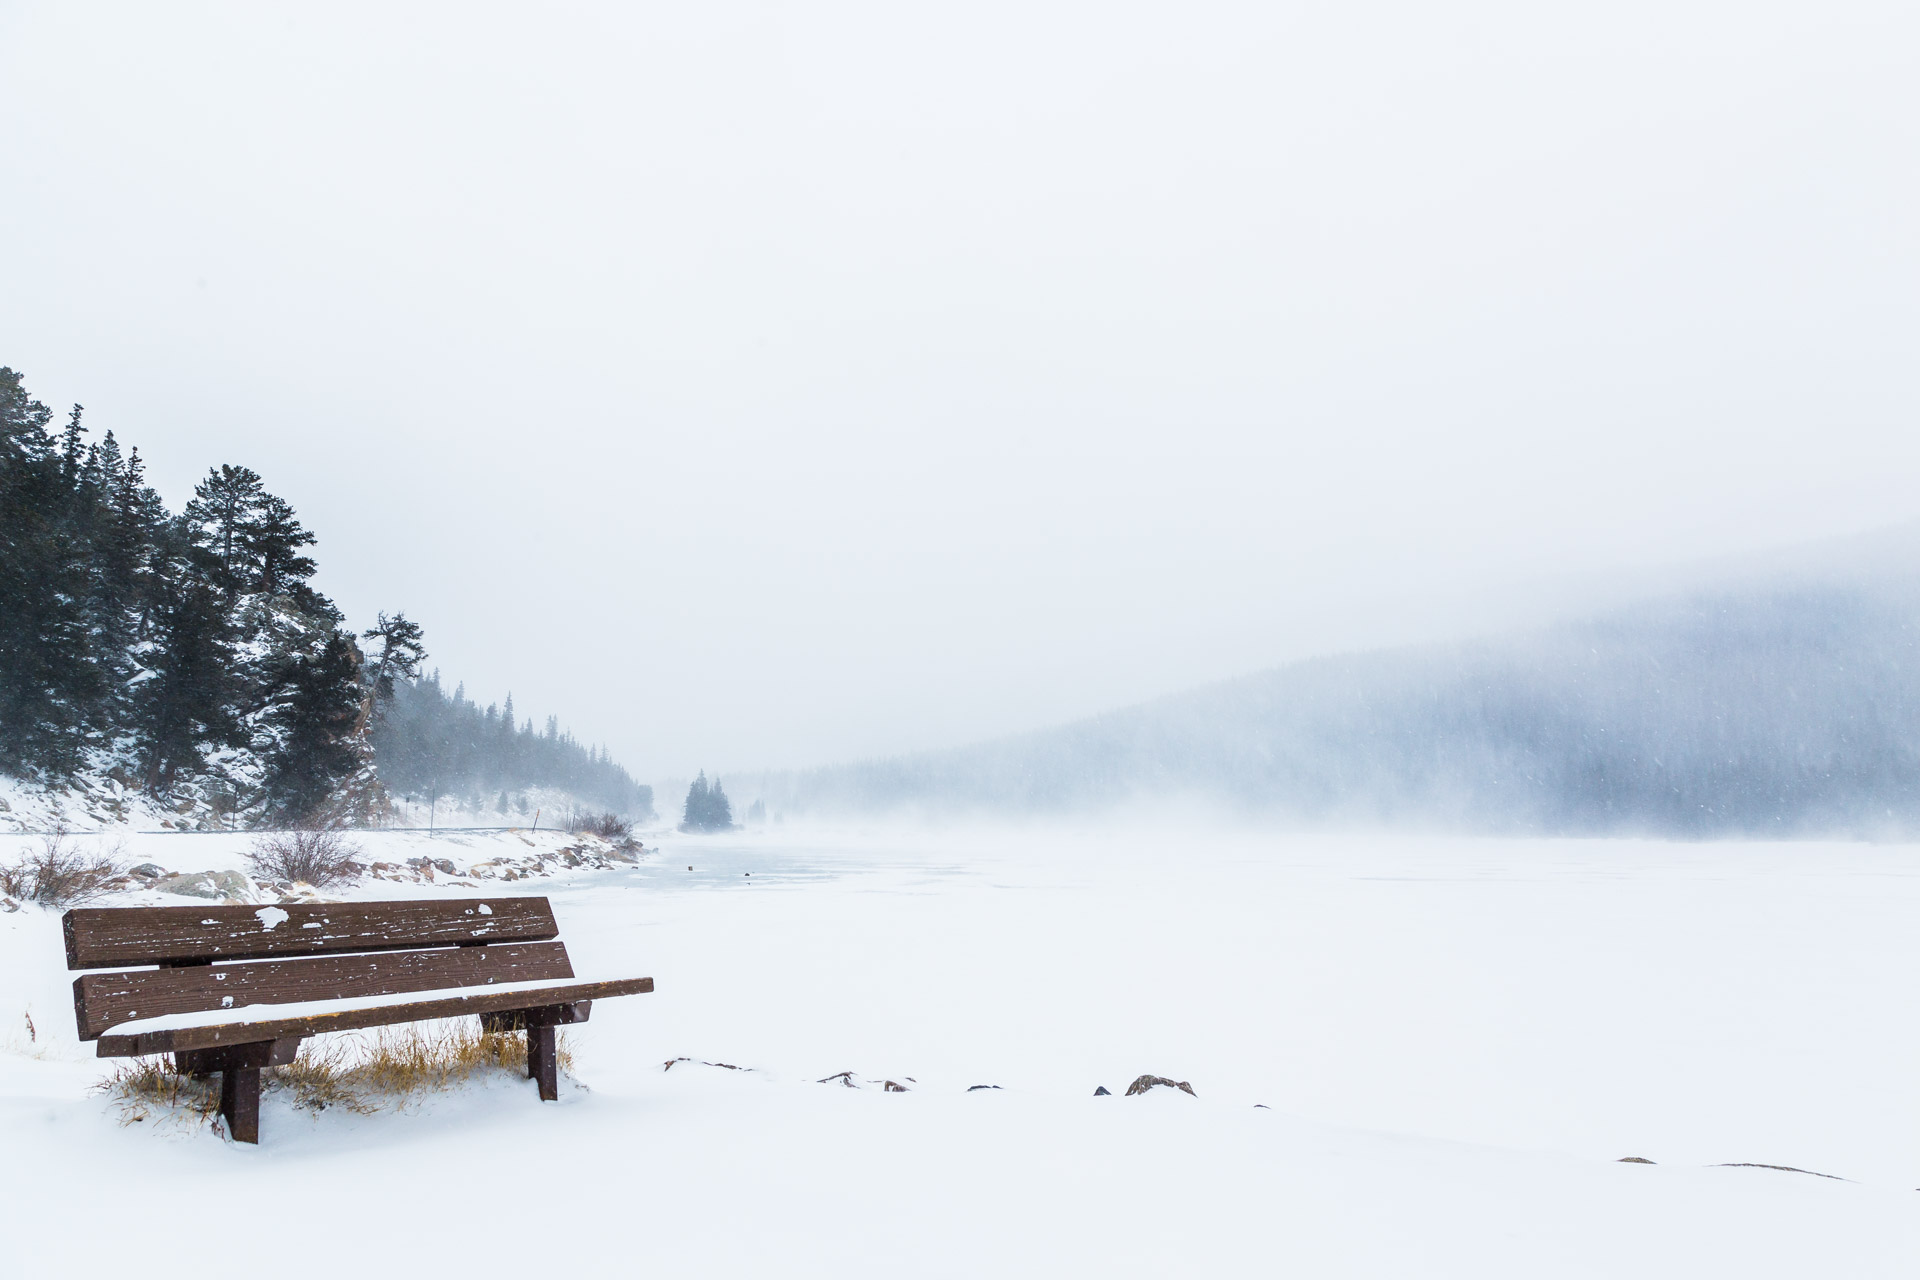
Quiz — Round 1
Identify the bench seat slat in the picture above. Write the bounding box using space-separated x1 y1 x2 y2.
93 976 654 1057
64 899 559 969
73 941 577 1041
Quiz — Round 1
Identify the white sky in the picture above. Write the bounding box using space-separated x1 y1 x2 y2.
4 2 1918 780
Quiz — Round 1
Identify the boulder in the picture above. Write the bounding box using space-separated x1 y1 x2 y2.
127 863 166 880
208 870 254 900
1093 1086 1111 1096
150 869 254 901
1124 1074 1196 1098
150 872 221 899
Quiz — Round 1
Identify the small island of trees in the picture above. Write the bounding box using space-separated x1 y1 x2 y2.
679 771 734 832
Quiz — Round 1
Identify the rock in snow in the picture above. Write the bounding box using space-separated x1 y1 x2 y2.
150 870 255 901
1124 1075 1195 1098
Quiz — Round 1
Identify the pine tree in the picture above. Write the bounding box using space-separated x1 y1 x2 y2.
0 370 102 772
361 612 426 712
58 404 85 483
139 573 240 792
679 771 734 832
262 630 365 821
183 464 268 601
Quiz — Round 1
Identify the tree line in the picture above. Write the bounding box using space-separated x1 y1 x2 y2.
0 366 647 826
373 672 652 819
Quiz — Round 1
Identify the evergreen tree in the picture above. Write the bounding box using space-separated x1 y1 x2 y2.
679 771 734 832
360 610 427 732
138 574 240 791
182 464 268 601
262 630 365 820
0 370 102 773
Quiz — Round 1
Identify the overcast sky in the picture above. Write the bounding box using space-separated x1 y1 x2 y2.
4 2 1918 781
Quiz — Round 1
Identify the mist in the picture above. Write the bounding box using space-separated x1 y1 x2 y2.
744 525 1920 835
5 3 1920 784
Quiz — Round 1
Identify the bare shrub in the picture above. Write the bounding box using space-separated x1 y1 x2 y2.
566 811 633 843
0 829 124 907
246 828 363 888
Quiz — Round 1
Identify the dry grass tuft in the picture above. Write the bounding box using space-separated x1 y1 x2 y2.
246 827 364 888
0 828 124 907
96 1058 222 1130
94 1020 576 1129
349 1022 575 1096
273 1035 376 1115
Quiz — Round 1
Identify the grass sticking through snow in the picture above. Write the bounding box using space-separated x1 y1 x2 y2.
96 1021 575 1130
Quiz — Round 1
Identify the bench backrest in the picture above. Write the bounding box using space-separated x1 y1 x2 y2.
65 898 574 1042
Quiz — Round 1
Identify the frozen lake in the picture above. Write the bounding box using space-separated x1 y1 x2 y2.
3 822 1917 1275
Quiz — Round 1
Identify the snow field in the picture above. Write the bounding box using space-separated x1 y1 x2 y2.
2 822 1917 1276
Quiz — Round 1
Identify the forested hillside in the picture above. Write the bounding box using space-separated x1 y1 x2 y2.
373 673 651 818
0 365 647 828
787 566 1920 837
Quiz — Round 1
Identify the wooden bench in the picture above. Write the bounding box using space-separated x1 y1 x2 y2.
65 896 653 1143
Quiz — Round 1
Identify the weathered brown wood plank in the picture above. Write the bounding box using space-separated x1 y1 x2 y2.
73 941 576 1040
94 976 653 1056
64 898 558 969
479 1000 592 1031
182 1036 304 1074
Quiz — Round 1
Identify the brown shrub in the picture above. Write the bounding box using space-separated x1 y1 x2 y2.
0 829 124 907
246 827 363 888
565 811 633 843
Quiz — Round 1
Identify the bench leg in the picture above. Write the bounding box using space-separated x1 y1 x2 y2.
528 1025 558 1101
221 1066 262 1144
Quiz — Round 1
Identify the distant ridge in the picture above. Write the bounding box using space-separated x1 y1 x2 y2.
781 532 1920 837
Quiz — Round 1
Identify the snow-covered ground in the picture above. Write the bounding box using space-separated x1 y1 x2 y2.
2 821 1916 1276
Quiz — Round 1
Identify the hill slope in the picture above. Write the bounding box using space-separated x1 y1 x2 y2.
789 552 1920 837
